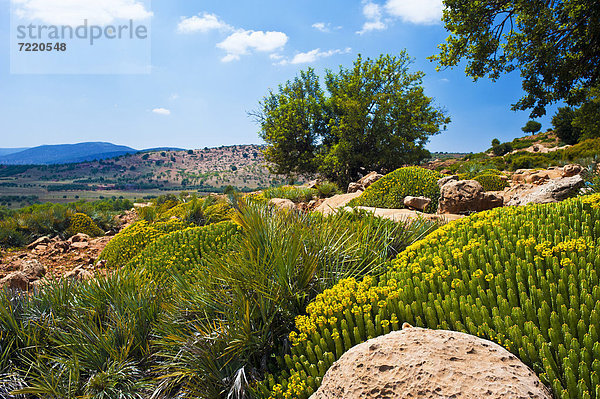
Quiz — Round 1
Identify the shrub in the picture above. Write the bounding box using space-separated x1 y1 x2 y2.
473 173 509 191
492 142 513 156
262 186 319 203
99 219 189 268
315 182 341 198
129 221 241 283
66 213 104 237
348 167 442 213
264 195 600 399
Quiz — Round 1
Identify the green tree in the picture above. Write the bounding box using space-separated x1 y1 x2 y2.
491 138 500 147
255 53 450 186
552 107 582 145
521 120 542 135
254 68 327 178
432 0 600 117
572 86 600 141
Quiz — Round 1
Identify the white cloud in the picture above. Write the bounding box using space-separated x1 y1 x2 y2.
384 0 442 25
152 108 171 116
278 47 351 65
217 29 288 62
357 2 387 34
12 0 152 26
177 12 232 34
312 22 329 32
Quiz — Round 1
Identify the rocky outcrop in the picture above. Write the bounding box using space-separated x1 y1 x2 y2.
355 207 463 223
268 198 296 211
563 164 582 177
507 175 584 206
315 192 363 215
438 180 503 214
403 196 431 212
347 172 383 193
437 175 458 188
311 326 551 399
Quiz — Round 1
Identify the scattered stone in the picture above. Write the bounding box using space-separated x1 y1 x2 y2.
356 207 464 223
437 175 459 188
268 198 296 211
347 172 383 193
0 271 29 291
21 259 46 280
347 182 364 194
403 196 432 212
64 266 94 281
438 180 503 214
27 236 51 250
71 241 89 250
311 326 552 399
563 164 582 177
68 233 91 244
507 175 584 206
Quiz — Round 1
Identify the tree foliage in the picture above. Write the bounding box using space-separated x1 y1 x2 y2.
521 120 542 135
432 0 600 117
255 53 450 185
552 107 582 145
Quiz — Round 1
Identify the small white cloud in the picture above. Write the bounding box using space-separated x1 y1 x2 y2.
312 22 329 32
269 53 284 60
169 93 179 101
384 0 442 25
278 47 351 66
152 108 171 116
177 12 232 34
217 29 288 62
13 0 152 26
357 2 387 34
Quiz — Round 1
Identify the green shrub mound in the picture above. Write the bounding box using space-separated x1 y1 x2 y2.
473 173 509 192
348 167 442 213
129 221 241 283
263 195 600 399
99 219 189 268
66 212 104 237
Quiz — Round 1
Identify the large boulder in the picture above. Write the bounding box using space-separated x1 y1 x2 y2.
268 198 296 211
21 259 46 280
27 236 51 250
438 180 503 214
437 175 458 188
0 271 29 291
562 164 582 177
347 172 383 193
507 175 584 206
403 196 431 212
315 192 363 215
311 326 551 399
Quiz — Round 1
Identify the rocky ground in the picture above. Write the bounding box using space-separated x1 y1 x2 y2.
0 210 136 290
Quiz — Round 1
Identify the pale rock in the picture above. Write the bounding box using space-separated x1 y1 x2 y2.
437 175 459 188
0 271 29 291
311 327 552 399
403 196 432 212
71 241 89 250
315 192 362 216
68 233 91 244
21 259 46 280
563 164 582 177
268 198 296 211
27 236 51 250
507 175 584 206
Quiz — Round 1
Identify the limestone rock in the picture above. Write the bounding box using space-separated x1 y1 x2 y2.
403 196 431 212
268 198 296 211
0 271 29 291
64 266 94 281
68 233 91 244
355 207 464 223
507 175 584 206
563 164 582 177
315 192 362 216
347 182 364 194
437 175 459 188
27 236 51 250
21 259 46 280
71 241 89 250
357 172 383 189
438 180 503 214
311 327 551 399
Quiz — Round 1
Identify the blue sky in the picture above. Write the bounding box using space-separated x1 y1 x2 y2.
0 0 560 152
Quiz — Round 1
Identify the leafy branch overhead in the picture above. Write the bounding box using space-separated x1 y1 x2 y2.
432 0 600 118
253 52 450 186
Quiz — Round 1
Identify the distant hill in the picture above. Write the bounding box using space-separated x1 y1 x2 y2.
0 142 138 165
0 148 30 157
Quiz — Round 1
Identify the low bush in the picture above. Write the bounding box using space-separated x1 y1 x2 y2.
264 195 600 399
473 173 509 191
348 167 441 213
99 219 189 268
315 182 341 198
66 213 104 237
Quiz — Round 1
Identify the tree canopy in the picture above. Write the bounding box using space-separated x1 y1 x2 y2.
432 0 600 118
254 53 450 186
521 120 542 135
